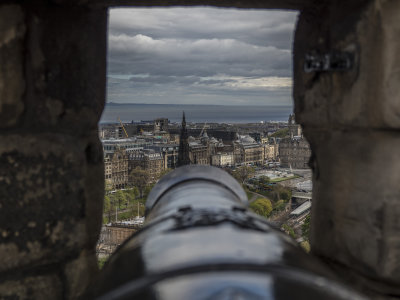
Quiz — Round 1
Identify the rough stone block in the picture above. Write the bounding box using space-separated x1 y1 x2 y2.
294 1 400 130
0 274 62 300
0 5 25 128
379 1 400 128
23 6 107 134
84 140 105 247
0 134 102 273
64 249 99 299
308 129 400 287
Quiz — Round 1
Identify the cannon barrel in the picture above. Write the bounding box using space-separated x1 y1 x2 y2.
92 166 365 300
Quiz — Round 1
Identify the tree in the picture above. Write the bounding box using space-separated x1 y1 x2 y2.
257 176 271 190
282 223 296 239
279 189 291 201
125 188 137 204
270 128 289 138
232 165 255 184
249 198 273 217
115 190 128 209
132 187 140 199
103 195 112 223
300 240 311 253
129 167 150 198
301 215 311 241
129 199 144 218
273 199 286 212
258 175 270 185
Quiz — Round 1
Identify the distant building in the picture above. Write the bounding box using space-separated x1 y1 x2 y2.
249 132 262 142
189 142 209 165
242 144 265 165
279 114 311 169
154 118 169 133
163 145 179 169
233 135 264 165
279 138 311 169
211 153 234 167
264 137 279 161
104 156 113 189
99 123 136 139
169 128 238 145
177 112 191 166
128 150 164 183
99 124 120 140
102 138 150 154
104 148 129 189
168 134 180 144
148 144 179 170
201 131 227 156
288 114 302 137
260 136 269 144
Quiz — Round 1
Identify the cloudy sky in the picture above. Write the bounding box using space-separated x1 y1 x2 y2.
107 7 298 106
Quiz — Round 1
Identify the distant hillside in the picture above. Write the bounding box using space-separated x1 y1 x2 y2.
271 128 289 138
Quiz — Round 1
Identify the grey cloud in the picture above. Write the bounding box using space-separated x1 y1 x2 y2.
107 7 297 106
198 79 236 85
128 75 201 85
108 45 291 78
129 76 176 84
109 8 297 49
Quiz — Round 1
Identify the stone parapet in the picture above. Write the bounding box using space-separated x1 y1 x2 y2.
0 3 106 299
294 1 400 130
306 129 400 296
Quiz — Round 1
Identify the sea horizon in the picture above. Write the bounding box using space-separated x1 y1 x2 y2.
100 102 293 124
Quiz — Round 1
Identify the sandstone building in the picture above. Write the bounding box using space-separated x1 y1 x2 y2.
102 137 150 154
279 137 311 169
154 118 169 133
104 148 129 189
189 142 210 165
211 153 234 167
128 150 164 183
148 144 179 169
263 137 279 161
279 115 311 169
233 135 265 166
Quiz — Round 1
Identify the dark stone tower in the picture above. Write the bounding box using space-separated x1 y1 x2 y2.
288 114 302 138
178 112 191 166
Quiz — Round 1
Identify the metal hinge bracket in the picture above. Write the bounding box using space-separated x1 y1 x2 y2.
304 52 353 73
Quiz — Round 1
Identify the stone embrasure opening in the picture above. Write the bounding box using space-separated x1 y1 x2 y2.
0 1 400 299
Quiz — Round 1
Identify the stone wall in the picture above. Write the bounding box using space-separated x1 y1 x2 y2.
1 0 400 299
0 3 107 299
293 1 400 298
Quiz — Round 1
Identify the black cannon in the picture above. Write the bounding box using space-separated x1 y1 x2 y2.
91 166 365 300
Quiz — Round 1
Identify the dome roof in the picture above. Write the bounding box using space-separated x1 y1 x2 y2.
240 135 255 143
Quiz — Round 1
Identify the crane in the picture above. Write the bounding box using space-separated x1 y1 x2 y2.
118 117 129 138
199 122 207 137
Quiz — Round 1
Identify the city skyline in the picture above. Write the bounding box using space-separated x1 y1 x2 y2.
107 7 298 106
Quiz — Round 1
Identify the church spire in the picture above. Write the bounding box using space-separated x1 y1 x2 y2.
182 111 186 128
177 111 190 166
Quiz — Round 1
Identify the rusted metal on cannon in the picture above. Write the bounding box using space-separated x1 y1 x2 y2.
91 165 366 300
